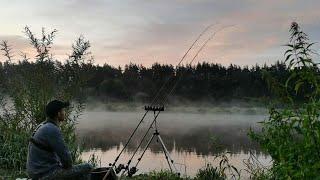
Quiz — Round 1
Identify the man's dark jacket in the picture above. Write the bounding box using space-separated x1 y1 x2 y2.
26 119 72 178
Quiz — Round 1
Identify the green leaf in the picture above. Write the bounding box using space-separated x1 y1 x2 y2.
285 54 293 62
285 44 294 48
306 42 316 49
284 49 293 56
294 81 304 93
285 72 297 87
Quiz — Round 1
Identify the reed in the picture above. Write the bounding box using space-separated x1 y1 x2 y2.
0 26 92 172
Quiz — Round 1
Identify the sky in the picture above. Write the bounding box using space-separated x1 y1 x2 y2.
0 0 319 67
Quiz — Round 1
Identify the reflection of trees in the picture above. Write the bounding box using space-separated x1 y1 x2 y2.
169 125 262 155
77 124 263 156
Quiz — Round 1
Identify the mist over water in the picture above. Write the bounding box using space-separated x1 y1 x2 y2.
76 104 271 177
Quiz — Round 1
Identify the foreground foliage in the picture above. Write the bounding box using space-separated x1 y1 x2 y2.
125 164 224 180
0 27 91 171
250 22 320 179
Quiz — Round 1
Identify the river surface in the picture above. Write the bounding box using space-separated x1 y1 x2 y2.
77 110 272 178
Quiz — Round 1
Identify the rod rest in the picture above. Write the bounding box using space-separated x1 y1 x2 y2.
144 105 165 111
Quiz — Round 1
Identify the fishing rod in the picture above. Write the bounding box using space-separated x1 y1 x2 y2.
103 25 225 179
162 25 235 106
148 24 215 106
151 24 234 106
117 25 235 178
102 25 214 179
124 106 177 177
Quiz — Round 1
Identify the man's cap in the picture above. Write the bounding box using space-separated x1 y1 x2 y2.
45 100 70 118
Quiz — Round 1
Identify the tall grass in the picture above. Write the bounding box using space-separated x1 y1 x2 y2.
195 164 223 180
249 22 320 179
0 26 91 172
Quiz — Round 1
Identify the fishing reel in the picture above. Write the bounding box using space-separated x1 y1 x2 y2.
128 167 138 177
115 164 126 174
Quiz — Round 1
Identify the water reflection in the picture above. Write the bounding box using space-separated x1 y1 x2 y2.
77 111 264 155
77 111 270 177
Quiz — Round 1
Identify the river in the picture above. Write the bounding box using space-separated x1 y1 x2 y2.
77 109 272 178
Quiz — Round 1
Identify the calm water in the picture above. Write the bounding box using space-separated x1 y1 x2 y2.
77 110 271 178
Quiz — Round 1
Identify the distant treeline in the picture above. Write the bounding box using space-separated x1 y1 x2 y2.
0 60 290 103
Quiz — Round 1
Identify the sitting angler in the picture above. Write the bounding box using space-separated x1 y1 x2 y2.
26 100 93 179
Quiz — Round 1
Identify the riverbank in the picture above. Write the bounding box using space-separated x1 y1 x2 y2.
85 100 268 114
0 169 26 179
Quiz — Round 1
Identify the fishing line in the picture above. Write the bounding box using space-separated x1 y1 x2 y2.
103 24 216 179
161 25 235 106
149 24 216 106
118 25 221 173
120 25 235 177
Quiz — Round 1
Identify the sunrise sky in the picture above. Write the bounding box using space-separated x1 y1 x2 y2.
0 0 319 67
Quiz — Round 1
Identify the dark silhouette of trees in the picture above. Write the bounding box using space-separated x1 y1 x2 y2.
0 59 292 103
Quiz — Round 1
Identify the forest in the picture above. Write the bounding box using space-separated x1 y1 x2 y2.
0 59 290 104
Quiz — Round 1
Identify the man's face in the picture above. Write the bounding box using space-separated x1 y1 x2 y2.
57 108 66 122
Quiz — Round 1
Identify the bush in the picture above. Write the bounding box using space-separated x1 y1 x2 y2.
128 170 184 180
195 164 223 180
249 22 320 179
0 27 91 171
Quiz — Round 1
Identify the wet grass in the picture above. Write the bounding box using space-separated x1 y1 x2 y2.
0 169 27 179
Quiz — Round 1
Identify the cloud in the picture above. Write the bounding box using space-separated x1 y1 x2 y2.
0 34 72 63
0 0 319 66
0 35 35 62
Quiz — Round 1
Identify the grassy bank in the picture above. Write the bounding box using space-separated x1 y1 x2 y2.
0 169 26 179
